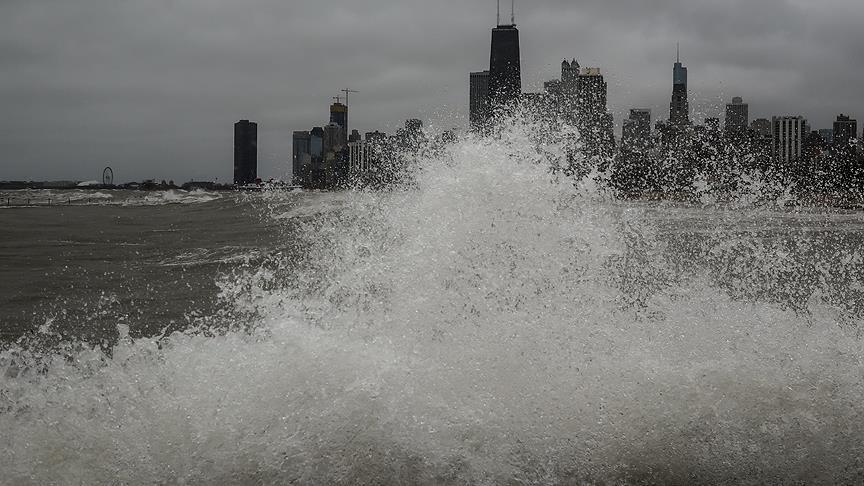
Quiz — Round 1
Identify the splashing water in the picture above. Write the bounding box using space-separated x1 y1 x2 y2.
3 118 864 484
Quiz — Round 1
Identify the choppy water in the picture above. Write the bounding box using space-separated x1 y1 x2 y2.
3 131 864 484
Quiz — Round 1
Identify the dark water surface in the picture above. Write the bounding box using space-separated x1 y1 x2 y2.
0 190 283 343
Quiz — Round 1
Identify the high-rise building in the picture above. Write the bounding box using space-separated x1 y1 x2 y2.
488 11 521 110
329 101 349 146
292 131 311 184
622 109 652 149
818 129 834 145
234 120 258 185
558 59 580 122
469 70 490 129
751 118 771 138
833 114 858 150
575 67 615 157
323 122 346 154
348 140 373 175
310 127 324 157
772 116 807 164
365 131 387 145
725 97 749 139
750 118 773 159
669 48 690 128
576 69 607 114
561 59 580 85
330 102 347 130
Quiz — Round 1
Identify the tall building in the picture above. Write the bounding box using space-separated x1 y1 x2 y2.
310 127 324 158
725 97 749 139
323 122 346 154
469 70 490 129
292 131 311 184
751 118 771 138
234 120 258 185
575 67 615 157
365 131 387 145
833 114 858 150
329 101 349 146
622 109 652 148
330 101 347 130
488 8 521 110
772 116 807 165
348 139 373 175
750 118 773 159
561 59 580 85
558 59 580 123
669 48 690 128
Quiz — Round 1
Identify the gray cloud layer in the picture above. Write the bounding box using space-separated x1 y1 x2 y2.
1 0 862 182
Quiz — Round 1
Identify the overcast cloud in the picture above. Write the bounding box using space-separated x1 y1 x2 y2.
1 0 862 183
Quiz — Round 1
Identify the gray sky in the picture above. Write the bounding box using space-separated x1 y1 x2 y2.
1 0 862 183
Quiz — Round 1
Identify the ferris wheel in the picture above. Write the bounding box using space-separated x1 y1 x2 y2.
103 167 114 186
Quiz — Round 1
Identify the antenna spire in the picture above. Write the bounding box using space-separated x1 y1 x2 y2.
497 0 500 26
677 42 680 62
511 0 515 25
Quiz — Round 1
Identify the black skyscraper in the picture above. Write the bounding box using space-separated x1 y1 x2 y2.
669 47 690 128
234 120 258 185
488 2 521 111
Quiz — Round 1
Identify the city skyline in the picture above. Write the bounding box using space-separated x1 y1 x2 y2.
1 0 862 183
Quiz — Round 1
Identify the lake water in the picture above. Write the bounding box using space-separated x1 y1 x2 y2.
3 134 864 484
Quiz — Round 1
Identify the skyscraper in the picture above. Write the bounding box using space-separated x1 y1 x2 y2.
487 3 521 111
575 67 615 157
725 97 749 139
751 118 771 138
310 127 324 158
622 109 652 149
330 101 347 130
323 123 346 155
469 70 490 129
559 59 580 123
561 59 580 85
292 130 311 184
348 138 372 175
669 47 690 128
772 116 807 165
234 120 257 185
833 114 858 150
329 101 348 146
